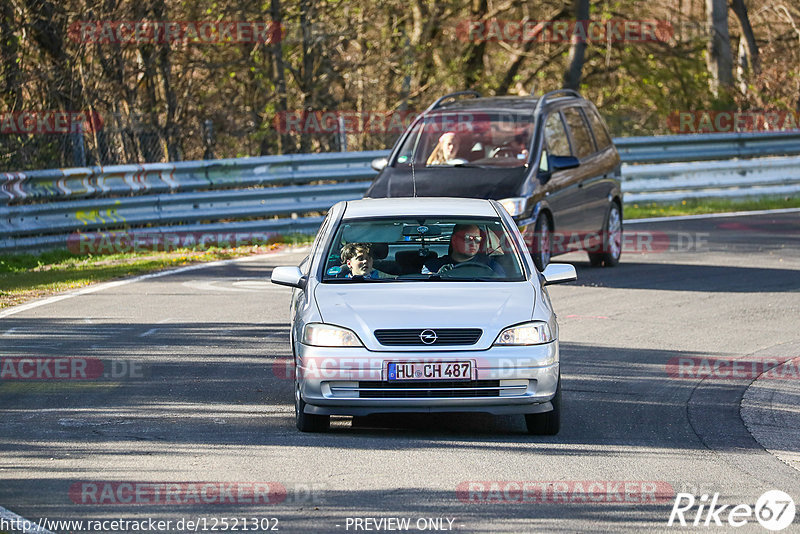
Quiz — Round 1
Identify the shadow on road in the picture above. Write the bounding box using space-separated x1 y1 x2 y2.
567 261 800 293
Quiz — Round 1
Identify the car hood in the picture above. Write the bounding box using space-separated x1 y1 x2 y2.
365 167 527 199
313 281 535 351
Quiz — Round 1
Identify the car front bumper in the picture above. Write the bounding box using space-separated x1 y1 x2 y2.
295 341 560 416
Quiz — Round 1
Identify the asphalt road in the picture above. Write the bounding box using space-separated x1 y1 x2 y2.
1 211 799 533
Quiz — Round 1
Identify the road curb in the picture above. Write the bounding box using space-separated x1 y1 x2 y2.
741 350 800 474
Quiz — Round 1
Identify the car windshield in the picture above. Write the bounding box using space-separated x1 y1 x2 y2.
322 216 526 282
393 111 534 169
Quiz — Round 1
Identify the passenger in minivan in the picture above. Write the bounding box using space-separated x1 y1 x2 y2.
426 132 467 165
422 224 505 275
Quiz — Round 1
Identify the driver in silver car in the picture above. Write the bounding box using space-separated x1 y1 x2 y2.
422 223 505 275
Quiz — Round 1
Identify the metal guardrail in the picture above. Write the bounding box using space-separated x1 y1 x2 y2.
614 130 800 163
2 133 799 252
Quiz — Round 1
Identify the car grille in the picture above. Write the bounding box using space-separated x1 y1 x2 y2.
356 380 502 398
374 328 482 346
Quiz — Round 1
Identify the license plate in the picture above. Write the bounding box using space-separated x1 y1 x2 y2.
386 362 473 381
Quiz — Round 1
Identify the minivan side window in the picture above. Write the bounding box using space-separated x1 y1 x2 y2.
543 112 572 157
562 107 595 159
586 107 613 150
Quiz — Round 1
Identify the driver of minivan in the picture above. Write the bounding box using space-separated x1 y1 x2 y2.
422 224 505 275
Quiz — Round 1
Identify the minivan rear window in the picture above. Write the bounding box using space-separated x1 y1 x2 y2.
586 107 613 150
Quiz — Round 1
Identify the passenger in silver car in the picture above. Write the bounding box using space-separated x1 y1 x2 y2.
340 242 389 279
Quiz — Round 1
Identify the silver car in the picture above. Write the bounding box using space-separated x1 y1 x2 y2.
270 197 576 434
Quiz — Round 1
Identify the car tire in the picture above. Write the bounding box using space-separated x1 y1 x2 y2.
295 375 330 432
525 377 561 435
588 202 622 268
532 214 552 271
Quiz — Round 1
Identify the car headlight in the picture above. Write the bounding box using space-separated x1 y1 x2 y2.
494 321 553 345
498 197 526 217
302 323 363 347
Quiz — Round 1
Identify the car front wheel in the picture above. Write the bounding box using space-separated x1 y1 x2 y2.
532 215 552 271
295 374 330 432
525 377 561 435
588 202 622 267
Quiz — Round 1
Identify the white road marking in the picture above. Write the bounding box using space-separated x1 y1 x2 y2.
626 206 800 224
139 317 174 337
183 278 285 293
231 280 272 289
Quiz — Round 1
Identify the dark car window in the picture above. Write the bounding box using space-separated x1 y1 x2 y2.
393 111 534 169
586 107 613 150
543 112 572 157
562 107 595 159
322 217 525 282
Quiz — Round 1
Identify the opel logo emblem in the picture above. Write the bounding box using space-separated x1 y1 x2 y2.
419 329 438 344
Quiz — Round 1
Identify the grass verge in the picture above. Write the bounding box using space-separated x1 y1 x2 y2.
0 241 308 310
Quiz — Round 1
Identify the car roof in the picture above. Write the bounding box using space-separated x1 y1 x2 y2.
342 197 500 219
435 95 581 114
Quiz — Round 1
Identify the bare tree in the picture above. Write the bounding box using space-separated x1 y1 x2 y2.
705 0 734 96
730 0 759 75
563 0 589 91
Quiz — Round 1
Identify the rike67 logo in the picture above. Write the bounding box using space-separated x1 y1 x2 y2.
668 490 796 531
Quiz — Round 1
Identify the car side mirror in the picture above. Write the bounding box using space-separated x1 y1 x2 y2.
542 263 577 285
271 266 307 289
371 157 388 172
549 155 580 172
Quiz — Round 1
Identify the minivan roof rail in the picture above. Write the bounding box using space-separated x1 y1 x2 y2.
533 88 582 116
425 90 482 112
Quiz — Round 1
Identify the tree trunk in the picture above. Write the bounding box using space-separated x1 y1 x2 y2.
730 0 760 77
269 0 290 155
298 0 314 153
563 0 589 91
0 0 21 110
705 0 734 96
463 0 488 89
152 0 180 161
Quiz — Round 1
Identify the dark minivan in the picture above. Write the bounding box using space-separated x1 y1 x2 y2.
364 89 623 270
